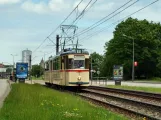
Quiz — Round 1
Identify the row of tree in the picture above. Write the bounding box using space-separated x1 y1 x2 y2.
91 17 161 80
31 65 44 77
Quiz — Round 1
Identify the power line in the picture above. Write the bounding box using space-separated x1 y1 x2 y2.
76 0 140 37
33 0 84 53
79 0 159 42
76 0 134 36
70 0 93 26
61 0 98 46
67 0 98 35
65 0 94 34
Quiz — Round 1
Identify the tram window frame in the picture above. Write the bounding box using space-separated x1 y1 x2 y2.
53 59 55 70
65 56 68 69
50 60 52 71
53 58 60 70
85 58 89 69
68 59 73 69
45 62 49 71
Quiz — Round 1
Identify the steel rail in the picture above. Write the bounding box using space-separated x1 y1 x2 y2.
82 89 161 110
79 94 159 120
88 86 161 100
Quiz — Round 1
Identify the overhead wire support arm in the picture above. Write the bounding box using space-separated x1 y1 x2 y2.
67 0 94 31
47 37 56 46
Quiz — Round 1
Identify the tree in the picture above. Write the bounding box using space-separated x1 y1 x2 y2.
103 17 161 79
6 67 12 73
90 52 103 77
31 65 44 77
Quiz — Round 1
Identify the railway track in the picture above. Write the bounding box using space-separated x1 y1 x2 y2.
88 86 161 100
78 86 161 120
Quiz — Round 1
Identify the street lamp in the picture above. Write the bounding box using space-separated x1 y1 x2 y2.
10 54 17 81
122 34 135 81
10 54 17 69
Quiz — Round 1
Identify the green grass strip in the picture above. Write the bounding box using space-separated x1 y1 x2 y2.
0 84 127 120
107 85 161 94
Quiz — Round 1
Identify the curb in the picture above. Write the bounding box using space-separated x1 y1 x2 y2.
0 80 11 109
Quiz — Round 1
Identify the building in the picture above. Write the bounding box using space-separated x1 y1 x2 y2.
22 49 32 67
0 63 12 79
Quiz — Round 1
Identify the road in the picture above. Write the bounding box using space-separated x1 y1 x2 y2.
0 79 11 108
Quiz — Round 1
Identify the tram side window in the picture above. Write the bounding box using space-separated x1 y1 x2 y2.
85 59 89 69
53 58 59 70
45 62 49 71
54 59 56 70
57 58 60 70
53 60 55 70
50 61 52 70
68 59 73 69
65 56 68 69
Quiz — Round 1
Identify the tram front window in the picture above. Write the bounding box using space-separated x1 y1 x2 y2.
74 60 85 69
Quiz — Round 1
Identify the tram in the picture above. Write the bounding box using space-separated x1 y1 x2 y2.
44 48 90 87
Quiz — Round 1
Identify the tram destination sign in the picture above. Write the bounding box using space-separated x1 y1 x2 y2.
113 65 123 80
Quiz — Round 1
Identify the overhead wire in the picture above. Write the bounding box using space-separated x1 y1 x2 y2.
64 0 94 36
79 0 159 42
67 0 98 34
65 0 137 48
61 0 98 46
76 0 140 38
75 0 134 37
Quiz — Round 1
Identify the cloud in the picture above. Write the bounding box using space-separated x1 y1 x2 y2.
21 0 70 14
21 1 49 14
49 0 70 12
0 0 20 5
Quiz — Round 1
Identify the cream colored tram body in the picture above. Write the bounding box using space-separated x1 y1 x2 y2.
44 48 89 87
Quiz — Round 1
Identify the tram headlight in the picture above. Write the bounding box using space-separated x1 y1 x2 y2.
77 76 81 81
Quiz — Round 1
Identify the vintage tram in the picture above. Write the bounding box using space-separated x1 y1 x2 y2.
44 48 90 88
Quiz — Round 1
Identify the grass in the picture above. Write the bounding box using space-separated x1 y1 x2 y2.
107 85 161 94
0 84 127 120
149 77 161 82
31 76 43 80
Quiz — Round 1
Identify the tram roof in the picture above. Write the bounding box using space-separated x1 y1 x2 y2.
46 48 89 61
59 48 89 55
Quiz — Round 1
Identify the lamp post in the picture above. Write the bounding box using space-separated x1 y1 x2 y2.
122 34 135 81
10 54 17 81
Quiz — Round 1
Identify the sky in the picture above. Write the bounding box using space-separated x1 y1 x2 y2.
0 0 161 65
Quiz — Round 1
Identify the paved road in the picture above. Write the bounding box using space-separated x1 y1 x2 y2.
0 79 11 108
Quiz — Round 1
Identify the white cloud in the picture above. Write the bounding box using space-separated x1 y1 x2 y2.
0 0 20 4
21 0 70 14
49 0 70 12
21 1 49 14
94 2 114 11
